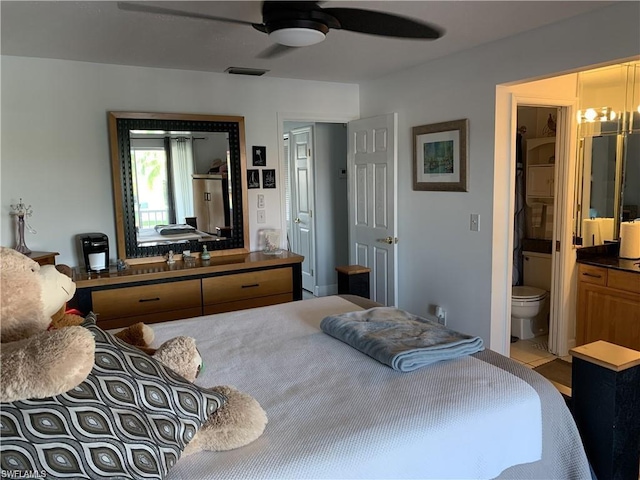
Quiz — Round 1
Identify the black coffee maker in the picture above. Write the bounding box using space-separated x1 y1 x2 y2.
78 233 109 273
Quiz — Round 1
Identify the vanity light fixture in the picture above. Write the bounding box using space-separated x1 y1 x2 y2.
577 106 617 123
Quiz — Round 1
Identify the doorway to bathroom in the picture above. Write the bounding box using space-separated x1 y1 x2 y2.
509 101 578 365
510 106 558 364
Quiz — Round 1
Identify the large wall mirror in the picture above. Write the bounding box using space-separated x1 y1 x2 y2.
109 112 249 260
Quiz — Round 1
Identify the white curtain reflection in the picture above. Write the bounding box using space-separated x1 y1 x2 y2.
171 137 195 224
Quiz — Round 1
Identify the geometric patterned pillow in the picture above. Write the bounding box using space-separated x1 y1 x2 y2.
0 315 224 479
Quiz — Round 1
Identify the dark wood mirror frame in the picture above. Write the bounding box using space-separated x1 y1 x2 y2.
108 112 249 261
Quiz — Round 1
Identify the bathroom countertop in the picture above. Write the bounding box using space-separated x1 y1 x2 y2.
576 243 640 274
577 256 640 273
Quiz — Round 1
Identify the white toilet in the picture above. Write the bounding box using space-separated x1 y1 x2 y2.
511 251 551 340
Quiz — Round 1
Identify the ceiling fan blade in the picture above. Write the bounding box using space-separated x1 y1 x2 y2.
322 8 443 39
262 1 322 13
256 43 298 59
117 2 258 27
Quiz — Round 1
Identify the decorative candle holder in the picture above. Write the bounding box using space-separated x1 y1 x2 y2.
10 198 36 254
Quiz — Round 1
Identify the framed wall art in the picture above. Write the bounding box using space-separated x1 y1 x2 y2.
247 169 260 189
413 119 468 192
252 146 266 166
262 169 276 189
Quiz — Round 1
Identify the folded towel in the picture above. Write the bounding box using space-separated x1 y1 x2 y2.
531 203 544 228
320 307 484 372
154 224 196 235
544 206 554 240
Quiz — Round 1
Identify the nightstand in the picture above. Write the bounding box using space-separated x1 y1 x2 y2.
570 341 640 480
336 265 371 299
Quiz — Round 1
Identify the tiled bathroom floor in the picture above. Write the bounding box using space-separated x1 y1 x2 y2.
509 335 572 368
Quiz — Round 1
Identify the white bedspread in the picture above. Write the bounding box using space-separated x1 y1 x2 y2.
150 296 542 480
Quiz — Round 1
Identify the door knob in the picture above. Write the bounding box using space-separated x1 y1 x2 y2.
377 236 398 244
294 218 301 224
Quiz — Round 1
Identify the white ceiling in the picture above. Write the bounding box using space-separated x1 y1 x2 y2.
1 1 616 84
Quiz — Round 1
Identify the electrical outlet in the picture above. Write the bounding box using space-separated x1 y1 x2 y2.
257 194 265 209
435 306 446 325
257 209 266 224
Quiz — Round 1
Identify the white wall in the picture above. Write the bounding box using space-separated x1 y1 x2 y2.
358 2 640 348
0 57 358 265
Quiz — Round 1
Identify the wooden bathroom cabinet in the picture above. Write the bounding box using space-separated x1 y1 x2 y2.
576 264 640 351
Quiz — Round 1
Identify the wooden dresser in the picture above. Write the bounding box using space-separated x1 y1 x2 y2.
73 251 303 329
576 263 640 351
27 251 59 266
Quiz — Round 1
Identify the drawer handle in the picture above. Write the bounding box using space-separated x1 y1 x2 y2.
582 273 602 279
139 297 161 303
241 283 260 289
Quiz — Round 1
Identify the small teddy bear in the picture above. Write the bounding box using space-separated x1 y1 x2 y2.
49 263 157 354
147 335 268 453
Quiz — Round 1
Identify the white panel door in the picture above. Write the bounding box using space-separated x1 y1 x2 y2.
347 114 397 305
291 126 315 293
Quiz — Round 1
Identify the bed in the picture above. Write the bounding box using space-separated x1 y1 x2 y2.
1 295 591 479
150 295 591 480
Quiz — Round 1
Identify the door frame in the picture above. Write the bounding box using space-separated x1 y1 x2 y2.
277 111 359 295
492 91 578 356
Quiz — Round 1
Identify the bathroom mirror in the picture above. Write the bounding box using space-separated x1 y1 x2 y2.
575 129 639 246
573 61 640 247
109 112 249 260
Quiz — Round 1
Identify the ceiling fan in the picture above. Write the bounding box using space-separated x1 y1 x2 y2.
117 1 444 59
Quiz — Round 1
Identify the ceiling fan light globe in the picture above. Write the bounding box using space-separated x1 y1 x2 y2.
269 28 326 47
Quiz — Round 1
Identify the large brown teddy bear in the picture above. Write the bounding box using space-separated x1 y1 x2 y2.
0 246 267 454
0 247 95 403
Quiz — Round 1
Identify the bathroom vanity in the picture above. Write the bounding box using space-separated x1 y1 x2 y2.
576 244 640 351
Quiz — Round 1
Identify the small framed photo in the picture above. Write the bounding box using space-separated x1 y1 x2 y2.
247 169 260 189
413 119 468 192
262 169 276 189
252 146 266 166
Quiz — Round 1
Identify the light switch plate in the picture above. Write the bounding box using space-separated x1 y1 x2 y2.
470 213 480 232
257 210 266 224
257 194 265 209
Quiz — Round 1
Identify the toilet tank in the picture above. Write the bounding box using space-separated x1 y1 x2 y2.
523 251 552 291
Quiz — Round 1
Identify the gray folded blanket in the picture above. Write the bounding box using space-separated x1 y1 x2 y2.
320 307 484 372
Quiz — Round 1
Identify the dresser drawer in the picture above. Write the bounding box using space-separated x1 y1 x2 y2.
578 264 607 286
203 268 292 305
203 293 293 316
607 269 640 294
92 279 202 320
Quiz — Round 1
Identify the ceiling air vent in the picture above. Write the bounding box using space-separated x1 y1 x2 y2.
225 67 269 76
